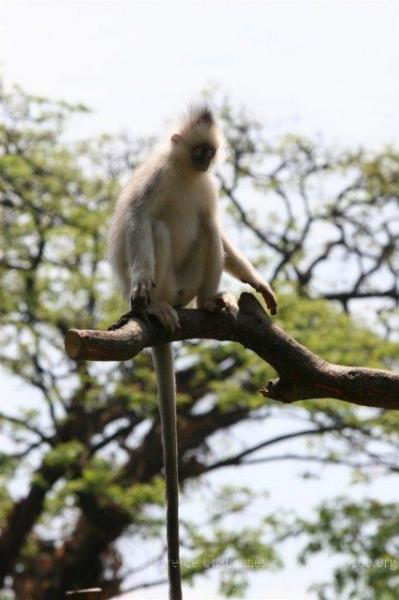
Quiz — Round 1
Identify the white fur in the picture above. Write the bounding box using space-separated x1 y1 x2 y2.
107 107 276 315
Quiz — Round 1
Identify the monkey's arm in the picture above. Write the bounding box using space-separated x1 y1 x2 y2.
125 212 156 306
222 235 277 315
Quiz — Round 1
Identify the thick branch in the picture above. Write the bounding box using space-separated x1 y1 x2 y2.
65 293 399 410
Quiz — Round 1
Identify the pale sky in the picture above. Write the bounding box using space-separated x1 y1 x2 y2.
2 1 399 145
1 1 399 599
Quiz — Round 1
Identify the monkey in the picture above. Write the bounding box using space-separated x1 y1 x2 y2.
107 105 277 600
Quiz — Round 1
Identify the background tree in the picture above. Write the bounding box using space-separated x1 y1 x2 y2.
0 84 398 600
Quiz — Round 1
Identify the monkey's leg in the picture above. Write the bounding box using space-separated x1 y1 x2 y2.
174 236 209 307
222 234 277 315
151 220 179 304
188 223 240 315
195 219 224 307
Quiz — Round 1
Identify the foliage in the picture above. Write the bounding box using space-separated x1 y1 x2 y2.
298 499 399 600
0 83 398 599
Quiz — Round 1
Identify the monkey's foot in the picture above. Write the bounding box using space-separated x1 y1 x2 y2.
147 302 180 332
130 276 156 308
108 311 135 331
201 292 239 317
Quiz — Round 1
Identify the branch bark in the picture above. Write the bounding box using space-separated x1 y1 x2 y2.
65 293 399 410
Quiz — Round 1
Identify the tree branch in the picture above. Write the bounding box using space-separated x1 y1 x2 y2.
65 293 399 410
202 426 346 474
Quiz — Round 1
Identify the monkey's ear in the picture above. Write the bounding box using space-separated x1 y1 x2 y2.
171 133 183 144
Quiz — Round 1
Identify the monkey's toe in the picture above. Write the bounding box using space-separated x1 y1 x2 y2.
201 292 239 317
147 302 180 332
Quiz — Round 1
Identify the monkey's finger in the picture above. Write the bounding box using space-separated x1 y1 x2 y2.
131 283 152 308
145 288 151 306
168 313 180 332
258 288 276 314
137 282 146 298
266 296 278 315
160 306 180 332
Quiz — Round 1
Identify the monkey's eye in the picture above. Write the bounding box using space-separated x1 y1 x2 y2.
195 146 214 155
192 146 203 158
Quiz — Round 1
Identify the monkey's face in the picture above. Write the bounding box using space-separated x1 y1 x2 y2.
190 142 216 171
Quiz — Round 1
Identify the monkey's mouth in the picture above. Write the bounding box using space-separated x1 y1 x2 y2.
192 159 211 171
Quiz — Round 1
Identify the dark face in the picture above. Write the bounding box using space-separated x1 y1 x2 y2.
190 142 216 171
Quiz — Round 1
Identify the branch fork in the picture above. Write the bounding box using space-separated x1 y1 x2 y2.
65 293 399 410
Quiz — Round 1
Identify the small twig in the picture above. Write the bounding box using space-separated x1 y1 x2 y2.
66 589 103 599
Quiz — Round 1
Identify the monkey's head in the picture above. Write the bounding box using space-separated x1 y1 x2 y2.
170 105 221 173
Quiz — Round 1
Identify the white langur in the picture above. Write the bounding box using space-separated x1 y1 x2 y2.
107 105 277 600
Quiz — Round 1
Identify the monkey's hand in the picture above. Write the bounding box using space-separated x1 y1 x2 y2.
108 295 151 331
252 280 277 315
200 292 239 318
130 276 156 310
108 279 155 331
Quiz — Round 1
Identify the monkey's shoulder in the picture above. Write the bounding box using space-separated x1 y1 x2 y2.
118 160 163 207
132 167 164 204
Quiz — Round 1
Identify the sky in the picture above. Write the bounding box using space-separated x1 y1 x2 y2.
1 1 399 599
2 1 399 146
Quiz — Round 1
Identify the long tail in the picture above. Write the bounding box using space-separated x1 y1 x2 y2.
152 343 182 600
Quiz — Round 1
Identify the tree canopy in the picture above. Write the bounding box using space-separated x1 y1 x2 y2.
0 83 398 600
